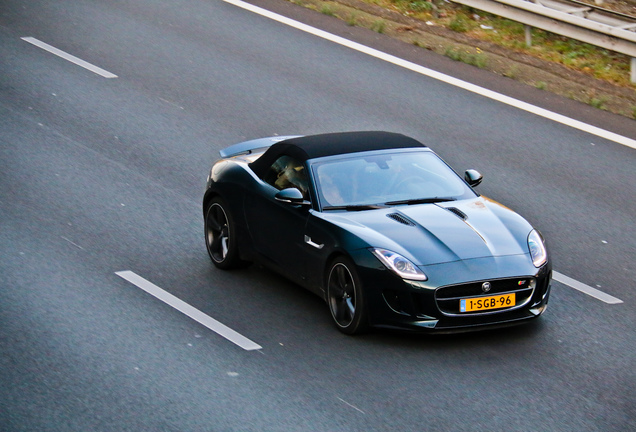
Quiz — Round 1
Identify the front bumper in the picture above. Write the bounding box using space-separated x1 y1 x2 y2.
355 251 552 333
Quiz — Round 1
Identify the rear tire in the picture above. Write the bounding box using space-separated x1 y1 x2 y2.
327 257 369 335
204 197 243 269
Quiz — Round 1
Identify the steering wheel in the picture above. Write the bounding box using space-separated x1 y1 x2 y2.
393 175 425 193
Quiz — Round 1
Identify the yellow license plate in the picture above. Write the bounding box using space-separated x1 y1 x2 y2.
460 293 515 312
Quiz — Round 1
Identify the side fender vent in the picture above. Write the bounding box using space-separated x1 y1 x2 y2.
387 213 416 226
446 207 467 220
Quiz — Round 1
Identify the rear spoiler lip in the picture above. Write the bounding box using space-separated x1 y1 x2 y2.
219 135 301 158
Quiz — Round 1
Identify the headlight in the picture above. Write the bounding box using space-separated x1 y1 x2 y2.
371 248 427 281
528 230 547 267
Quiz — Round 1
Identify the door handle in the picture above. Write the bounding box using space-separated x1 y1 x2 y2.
304 235 324 249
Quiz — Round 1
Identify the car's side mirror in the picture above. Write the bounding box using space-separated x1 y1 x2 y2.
275 188 311 206
464 169 483 187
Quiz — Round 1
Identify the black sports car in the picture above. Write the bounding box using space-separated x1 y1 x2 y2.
203 131 551 334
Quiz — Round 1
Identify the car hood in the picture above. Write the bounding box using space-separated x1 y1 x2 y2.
321 197 533 266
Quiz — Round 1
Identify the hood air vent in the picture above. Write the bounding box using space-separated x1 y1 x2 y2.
446 207 467 220
387 213 416 226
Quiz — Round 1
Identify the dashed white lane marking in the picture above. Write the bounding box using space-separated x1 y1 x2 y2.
553 271 623 304
116 271 262 351
337 397 366 414
61 236 83 250
21 37 118 78
222 0 636 150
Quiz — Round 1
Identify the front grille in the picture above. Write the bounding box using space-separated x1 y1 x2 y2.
435 277 535 315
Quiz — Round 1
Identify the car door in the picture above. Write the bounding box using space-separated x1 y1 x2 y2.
244 155 312 282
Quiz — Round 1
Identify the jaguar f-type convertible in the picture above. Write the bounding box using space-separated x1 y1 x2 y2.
203 131 551 334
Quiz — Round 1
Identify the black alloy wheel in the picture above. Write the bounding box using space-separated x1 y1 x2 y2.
327 257 368 335
204 197 241 269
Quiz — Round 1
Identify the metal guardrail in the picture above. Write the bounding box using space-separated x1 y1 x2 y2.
450 0 636 82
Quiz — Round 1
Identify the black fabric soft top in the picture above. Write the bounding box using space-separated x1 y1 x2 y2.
249 131 426 178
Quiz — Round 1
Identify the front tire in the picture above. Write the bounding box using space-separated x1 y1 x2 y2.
204 197 242 269
327 257 369 335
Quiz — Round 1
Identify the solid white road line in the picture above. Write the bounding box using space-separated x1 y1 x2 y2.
222 0 636 150
21 37 118 79
116 271 262 351
553 271 623 304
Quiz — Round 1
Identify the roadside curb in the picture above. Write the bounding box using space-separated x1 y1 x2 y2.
290 0 636 118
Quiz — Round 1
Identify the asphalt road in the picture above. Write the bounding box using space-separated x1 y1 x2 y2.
1 0 634 431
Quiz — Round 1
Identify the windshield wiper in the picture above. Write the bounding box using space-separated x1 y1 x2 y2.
384 197 457 206
322 204 387 211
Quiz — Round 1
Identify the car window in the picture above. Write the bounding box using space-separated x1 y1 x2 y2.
313 151 475 207
262 155 309 198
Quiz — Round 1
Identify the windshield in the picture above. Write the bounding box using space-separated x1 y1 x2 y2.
312 150 476 209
